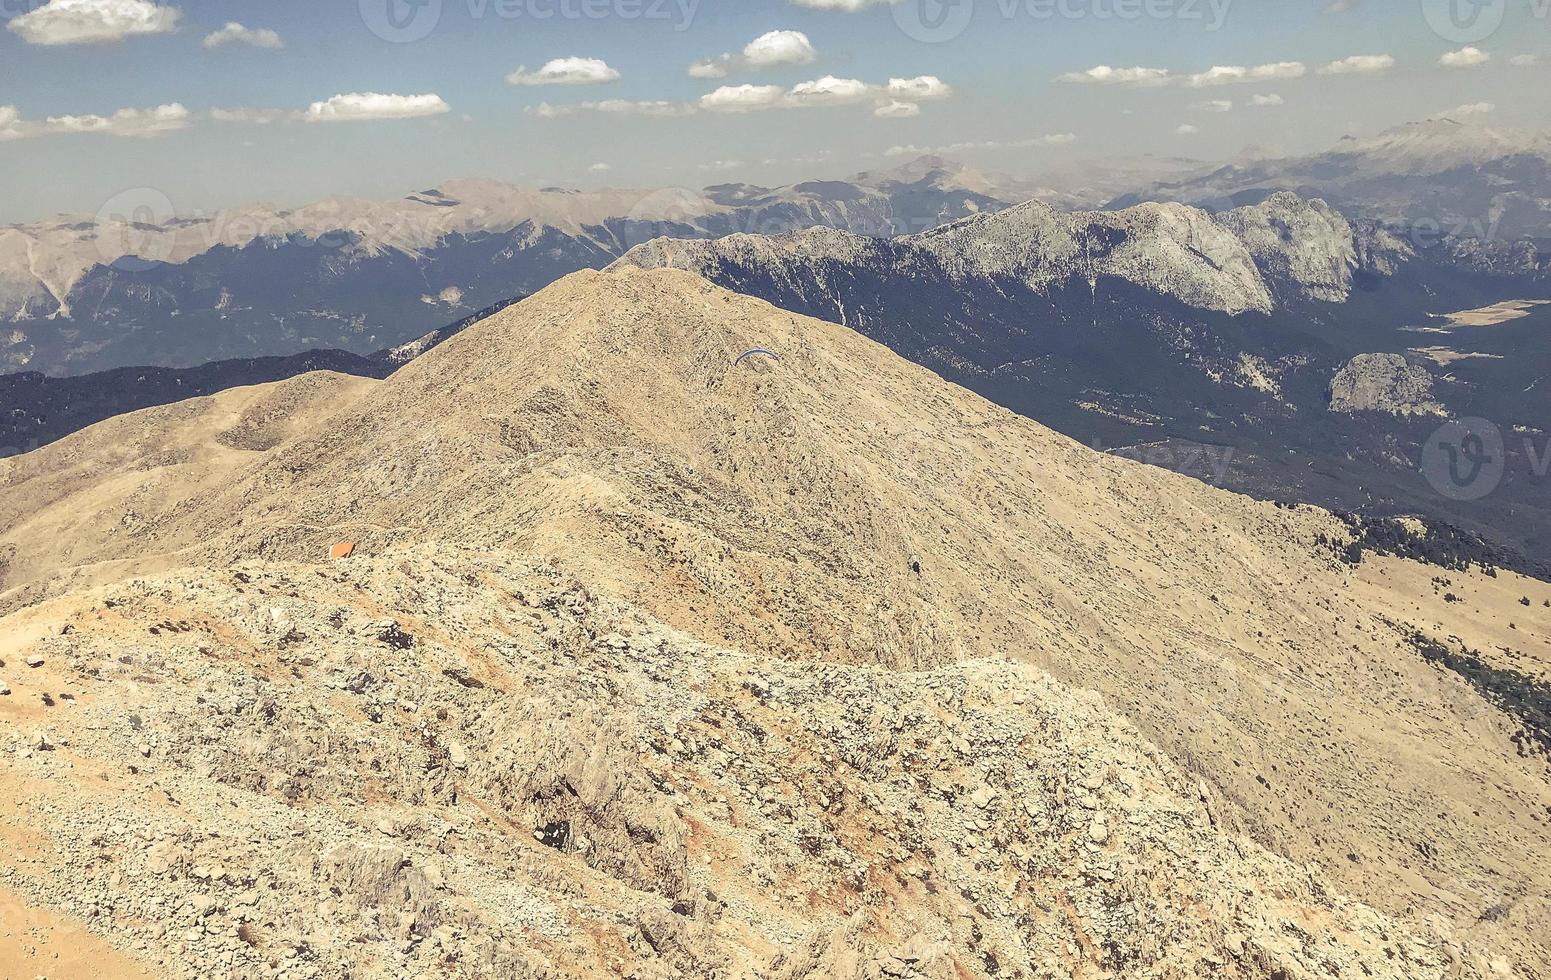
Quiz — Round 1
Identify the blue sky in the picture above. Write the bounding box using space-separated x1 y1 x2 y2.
1 0 1547 222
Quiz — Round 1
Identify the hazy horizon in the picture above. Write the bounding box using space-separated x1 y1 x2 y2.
3 0 1549 223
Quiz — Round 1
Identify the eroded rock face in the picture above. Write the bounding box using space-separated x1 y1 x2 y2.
1329 352 1445 416
1444 236 1550 277
1217 192 1413 302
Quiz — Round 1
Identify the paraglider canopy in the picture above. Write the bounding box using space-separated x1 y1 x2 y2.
734 348 781 367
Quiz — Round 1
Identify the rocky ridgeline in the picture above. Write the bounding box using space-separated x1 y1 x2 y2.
1 546 1483 979
0 159 1003 371
617 191 1414 316
1216 193 1413 303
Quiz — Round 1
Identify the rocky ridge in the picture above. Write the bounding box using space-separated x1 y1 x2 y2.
619 192 1413 316
0 547 1477 979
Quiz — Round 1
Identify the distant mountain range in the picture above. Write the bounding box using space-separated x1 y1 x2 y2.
0 158 1016 376
4 119 1545 378
1112 119 1551 241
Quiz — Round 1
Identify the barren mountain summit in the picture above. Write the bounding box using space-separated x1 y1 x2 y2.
1 267 1548 977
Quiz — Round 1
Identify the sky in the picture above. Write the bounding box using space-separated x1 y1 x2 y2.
1 0 1548 223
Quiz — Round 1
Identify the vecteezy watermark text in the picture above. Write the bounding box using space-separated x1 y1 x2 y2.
893 0 1232 44
1422 417 1551 501
1423 0 1551 44
1095 438 1238 487
360 0 700 42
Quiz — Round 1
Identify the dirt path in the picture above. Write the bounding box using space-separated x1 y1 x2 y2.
0 888 158 980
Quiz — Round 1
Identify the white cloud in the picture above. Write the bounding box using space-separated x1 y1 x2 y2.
1192 99 1233 112
693 30 818 79
1061 59 1312 89
700 84 789 113
1509 53 1540 67
874 100 920 118
0 105 26 141
1318 54 1396 75
1438 101 1495 117
1249 93 1285 107
45 102 190 137
0 101 194 139
203 21 282 49
507 57 620 86
698 159 745 171
788 75 873 106
744 30 816 68
1057 65 1173 87
688 58 731 79
530 99 697 118
588 162 611 173
1176 123 1199 135
698 74 953 114
305 92 450 123
885 75 952 101
1439 46 1490 69
8 0 179 45
1187 62 1306 86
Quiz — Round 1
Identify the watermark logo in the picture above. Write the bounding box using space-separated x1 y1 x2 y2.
362 0 700 40
893 0 976 43
1422 0 1506 43
1421 417 1505 501
896 0 1232 41
1097 438 1238 487
93 188 177 273
360 0 444 43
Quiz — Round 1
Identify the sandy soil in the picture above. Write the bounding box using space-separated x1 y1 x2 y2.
1439 299 1551 328
1409 346 1505 367
1356 555 1551 685
0 887 158 980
